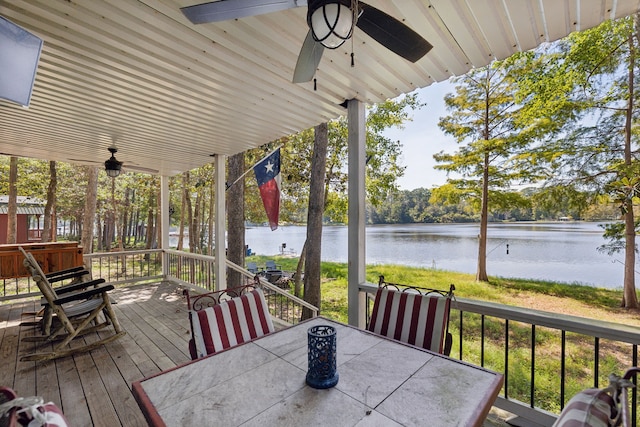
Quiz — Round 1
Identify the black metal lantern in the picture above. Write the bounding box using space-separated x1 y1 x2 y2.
307 0 355 49
104 147 123 178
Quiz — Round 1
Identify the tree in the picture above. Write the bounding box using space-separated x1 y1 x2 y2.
434 61 541 281
6 157 18 244
81 167 99 253
227 153 245 286
41 161 57 242
515 15 640 307
303 123 328 319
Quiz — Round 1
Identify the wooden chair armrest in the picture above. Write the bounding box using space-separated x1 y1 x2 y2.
47 269 90 283
53 283 114 305
53 278 106 295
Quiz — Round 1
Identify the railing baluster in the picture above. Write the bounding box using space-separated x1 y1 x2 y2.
531 324 535 408
594 337 599 388
481 314 485 367
633 345 637 427
458 310 463 360
561 330 566 410
505 318 509 400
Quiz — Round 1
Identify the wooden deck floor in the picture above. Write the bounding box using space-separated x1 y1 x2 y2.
1 282 508 427
0 281 192 427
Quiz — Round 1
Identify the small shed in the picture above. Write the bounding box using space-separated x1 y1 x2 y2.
0 196 45 244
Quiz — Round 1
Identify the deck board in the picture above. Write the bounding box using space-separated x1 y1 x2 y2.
0 281 192 426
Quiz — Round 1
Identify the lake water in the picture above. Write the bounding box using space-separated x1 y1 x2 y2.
242 222 632 289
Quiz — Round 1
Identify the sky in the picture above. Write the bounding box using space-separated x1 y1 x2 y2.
383 79 458 190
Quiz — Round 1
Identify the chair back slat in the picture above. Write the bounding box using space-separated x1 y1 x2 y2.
189 288 274 359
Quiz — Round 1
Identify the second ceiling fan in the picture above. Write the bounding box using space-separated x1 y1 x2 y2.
181 0 432 83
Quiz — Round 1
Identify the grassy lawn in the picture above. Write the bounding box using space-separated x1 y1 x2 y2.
250 254 640 324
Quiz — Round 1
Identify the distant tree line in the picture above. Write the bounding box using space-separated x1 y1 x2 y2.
367 186 620 224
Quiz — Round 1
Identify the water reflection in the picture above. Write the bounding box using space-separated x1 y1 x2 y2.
242 222 628 289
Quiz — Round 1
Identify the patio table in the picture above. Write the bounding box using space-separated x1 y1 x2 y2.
132 316 503 426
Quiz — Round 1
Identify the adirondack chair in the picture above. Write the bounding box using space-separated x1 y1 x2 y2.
265 260 281 271
246 261 260 274
18 247 125 362
368 275 455 356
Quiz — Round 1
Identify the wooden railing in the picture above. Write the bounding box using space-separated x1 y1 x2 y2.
164 249 318 325
359 282 640 426
84 249 163 286
83 249 318 326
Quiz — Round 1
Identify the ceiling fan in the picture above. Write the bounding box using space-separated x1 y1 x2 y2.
69 148 160 176
181 0 433 83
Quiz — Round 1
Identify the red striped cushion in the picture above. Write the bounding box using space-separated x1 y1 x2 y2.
368 287 450 354
553 388 614 427
190 288 274 358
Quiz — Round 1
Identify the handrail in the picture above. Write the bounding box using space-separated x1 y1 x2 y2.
83 248 163 259
225 258 318 315
161 248 213 262
453 297 640 344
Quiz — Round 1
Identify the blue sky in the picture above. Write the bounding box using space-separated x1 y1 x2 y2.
384 79 458 190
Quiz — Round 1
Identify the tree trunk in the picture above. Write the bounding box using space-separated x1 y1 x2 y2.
41 161 57 242
227 152 245 287
145 195 155 250
121 187 130 246
81 167 99 254
193 191 202 253
303 123 329 319
156 188 162 249
178 173 188 250
185 172 195 252
476 150 489 282
622 24 638 308
208 181 214 255
6 157 18 244
294 241 306 298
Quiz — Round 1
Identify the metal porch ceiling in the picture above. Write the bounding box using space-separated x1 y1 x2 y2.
1 0 638 176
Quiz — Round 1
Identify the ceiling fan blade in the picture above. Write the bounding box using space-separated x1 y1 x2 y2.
356 2 432 63
181 0 305 24
292 30 324 83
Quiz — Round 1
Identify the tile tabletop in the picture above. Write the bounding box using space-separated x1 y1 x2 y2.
133 317 503 427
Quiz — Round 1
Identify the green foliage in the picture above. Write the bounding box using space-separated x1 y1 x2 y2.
267 95 422 224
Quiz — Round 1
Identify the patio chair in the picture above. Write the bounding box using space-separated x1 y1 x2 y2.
18 247 125 362
367 275 455 356
185 283 274 359
265 260 280 271
246 261 260 274
553 367 640 426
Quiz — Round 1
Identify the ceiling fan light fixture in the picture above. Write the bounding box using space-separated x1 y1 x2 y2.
308 0 354 49
105 147 123 178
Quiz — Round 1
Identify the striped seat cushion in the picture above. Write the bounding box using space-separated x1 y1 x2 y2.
368 287 450 354
552 388 615 427
189 288 274 359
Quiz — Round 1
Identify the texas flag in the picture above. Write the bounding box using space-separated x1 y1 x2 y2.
254 148 281 230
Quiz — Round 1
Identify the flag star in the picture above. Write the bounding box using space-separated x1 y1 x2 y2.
265 161 274 173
